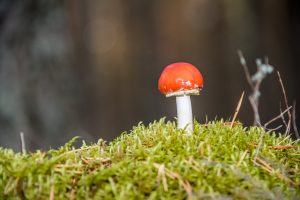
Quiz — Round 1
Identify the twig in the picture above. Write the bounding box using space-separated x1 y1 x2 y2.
263 106 292 129
237 50 254 90
264 125 282 132
277 71 292 136
237 50 273 126
292 101 300 139
20 132 26 154
249 96 261 126
231 91 244 128
279 104 288 132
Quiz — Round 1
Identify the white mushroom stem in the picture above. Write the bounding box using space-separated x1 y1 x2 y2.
176 95 193 135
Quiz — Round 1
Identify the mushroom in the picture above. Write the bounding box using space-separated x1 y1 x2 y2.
158 62 204 134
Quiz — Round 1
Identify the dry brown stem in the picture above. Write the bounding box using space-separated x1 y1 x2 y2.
154 163 193 198
255 157 298 187
231 92 244 128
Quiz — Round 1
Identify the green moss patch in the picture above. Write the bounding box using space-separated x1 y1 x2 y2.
0 119 299 199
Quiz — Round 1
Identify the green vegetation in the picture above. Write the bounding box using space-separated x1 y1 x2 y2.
0 119 299 199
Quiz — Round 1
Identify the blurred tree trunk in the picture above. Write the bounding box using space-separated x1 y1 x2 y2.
0 0 84 150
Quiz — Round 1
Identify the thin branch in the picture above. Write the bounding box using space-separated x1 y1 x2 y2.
238 50 273 126
277 72 291 115
249 96 261 126
264 56 269 65
277 71 292 136
237 50 254 90
265 125 282 132
264 106 292 129
279 103 288 130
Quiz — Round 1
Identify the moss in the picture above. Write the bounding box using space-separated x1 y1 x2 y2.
0 119 299 199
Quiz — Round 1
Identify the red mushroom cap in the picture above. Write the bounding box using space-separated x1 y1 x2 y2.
158 62 203 97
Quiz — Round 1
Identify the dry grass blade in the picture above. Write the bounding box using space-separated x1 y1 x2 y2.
270 145 295 149
248 142 295 149
237 150 248 167
153 163 193 198
56 146 99 159
69 189 75 200
231 92 244 128
256 157 273 172
255 157 298 187
49 185 55 200
154 163 168 192
277 71 292 136
182 180 193 199
205 121 241 127
292 101 300 139
264 106 292 129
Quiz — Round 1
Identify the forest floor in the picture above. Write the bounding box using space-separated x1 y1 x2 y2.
0 119 299 199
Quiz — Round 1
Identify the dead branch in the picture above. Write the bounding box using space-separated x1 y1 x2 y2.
237 50 254 90
237 50 273 126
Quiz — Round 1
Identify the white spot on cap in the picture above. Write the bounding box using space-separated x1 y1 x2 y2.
185 80 192 86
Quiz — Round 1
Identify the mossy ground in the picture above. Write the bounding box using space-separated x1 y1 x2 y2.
0 119 299 199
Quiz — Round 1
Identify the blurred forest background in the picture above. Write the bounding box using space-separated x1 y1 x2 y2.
0 0 299 151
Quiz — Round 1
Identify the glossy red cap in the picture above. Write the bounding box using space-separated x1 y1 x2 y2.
158 62 203 97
